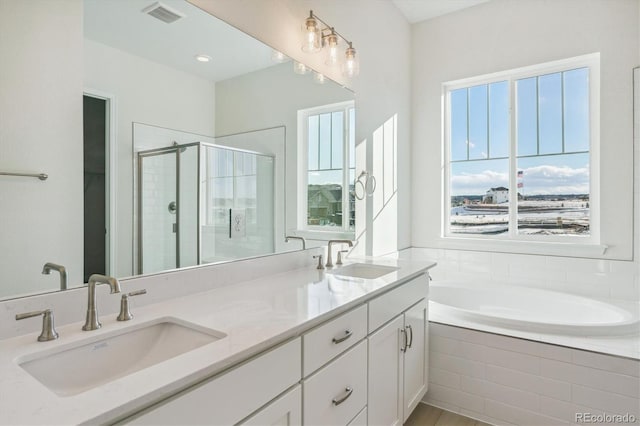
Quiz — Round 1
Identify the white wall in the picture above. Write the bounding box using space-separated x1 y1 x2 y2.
412 0 637 260
411 0 639 296
189 0 412 256
0 0 84 298
84 39 216 278
215 62 353 251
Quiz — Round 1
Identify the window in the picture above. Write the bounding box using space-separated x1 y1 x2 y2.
299 101 356 233
444 54 599 242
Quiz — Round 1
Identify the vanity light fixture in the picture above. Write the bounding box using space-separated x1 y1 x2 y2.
302 11 321 53
293 60 311 75
343 43 359 78
195 54 212 63
313 71 326 84
301 10 359 78
271 49 288 63
325 29 339 67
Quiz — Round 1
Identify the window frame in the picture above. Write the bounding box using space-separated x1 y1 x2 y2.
297 100 356 238
442 53 602 251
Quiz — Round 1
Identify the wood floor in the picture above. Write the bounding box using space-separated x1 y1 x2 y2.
405 403 492 426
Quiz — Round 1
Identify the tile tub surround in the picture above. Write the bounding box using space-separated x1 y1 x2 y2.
424 323 640 426
0 254 434 425
389 248 640 359
394 248 639 303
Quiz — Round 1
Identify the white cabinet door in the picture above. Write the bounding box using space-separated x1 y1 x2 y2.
367 315 404 426
240 385 301 426
402 301 428 423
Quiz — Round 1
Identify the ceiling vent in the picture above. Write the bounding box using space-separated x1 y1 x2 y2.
142 2 185 24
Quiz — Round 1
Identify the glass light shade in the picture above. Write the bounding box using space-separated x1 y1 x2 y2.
293 61 310 75
313 71 326 84
271 49 287 63
301 15 321 53
324 31 339 66
342 45 359 78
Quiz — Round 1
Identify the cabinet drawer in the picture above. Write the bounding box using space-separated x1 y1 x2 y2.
368 274 428 333
303 304 367 376
125 338 301 425
239 385 301 426
348 407 367 426
303 340 367 426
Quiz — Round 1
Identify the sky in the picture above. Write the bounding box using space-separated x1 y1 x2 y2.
450 68 590 196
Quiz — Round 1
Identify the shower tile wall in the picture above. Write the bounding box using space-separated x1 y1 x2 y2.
140 155 177 274
414 248 639 302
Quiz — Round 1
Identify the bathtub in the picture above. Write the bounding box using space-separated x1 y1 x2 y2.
429 282 639 336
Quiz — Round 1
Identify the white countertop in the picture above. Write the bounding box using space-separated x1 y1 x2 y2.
0 257 435 425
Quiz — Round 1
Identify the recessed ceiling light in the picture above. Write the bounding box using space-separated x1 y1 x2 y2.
195 54 212 63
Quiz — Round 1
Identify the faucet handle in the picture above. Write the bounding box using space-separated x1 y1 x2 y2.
313 255 325 270
15 309 59 342
117 289 147 321
336 250 349 265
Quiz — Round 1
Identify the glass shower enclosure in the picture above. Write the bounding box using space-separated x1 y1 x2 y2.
137 142 274 275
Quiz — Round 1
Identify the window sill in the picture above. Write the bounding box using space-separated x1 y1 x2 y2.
291 229 356 242
435 236 608 258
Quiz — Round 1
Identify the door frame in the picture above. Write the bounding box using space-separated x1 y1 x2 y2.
83 88 117 276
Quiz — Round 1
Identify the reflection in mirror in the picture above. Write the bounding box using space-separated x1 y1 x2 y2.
137 130 276 275
0 0 354 300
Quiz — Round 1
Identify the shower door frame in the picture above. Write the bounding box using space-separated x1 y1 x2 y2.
137 142 202 274
137 141 275 275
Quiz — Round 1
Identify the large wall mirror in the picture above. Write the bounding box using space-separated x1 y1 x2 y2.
0 0 354 300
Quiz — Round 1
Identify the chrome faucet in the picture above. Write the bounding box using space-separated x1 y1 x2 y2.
15 309 59 342
285 236 306 250
42 262 67 290
82 274 121 331
326 240 353 268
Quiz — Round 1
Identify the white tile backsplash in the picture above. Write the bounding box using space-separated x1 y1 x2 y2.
0 248 323 340
409 247 639 302
424 324 640 425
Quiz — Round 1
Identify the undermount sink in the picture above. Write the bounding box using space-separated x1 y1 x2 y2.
328 263 399 279
17 317 226 396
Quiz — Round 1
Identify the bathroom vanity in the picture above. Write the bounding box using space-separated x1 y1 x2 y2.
0 255 435 425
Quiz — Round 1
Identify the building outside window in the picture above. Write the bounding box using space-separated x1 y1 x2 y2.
299 101 356 232
443 54 599 243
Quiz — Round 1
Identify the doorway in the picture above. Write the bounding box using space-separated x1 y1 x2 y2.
83 93 112 282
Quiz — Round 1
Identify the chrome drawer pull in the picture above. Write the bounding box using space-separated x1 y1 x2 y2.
406 325 413 349
332 329 353 344
332 387 353 406
400 328 408 352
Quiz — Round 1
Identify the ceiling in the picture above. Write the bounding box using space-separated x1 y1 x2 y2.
84 0 491 81
84 0 274 82
391 0 490 23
